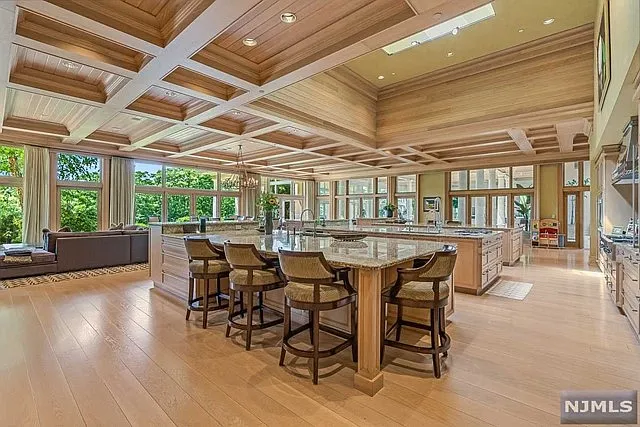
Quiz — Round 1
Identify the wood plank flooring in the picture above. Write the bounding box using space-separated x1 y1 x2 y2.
1 248 639 426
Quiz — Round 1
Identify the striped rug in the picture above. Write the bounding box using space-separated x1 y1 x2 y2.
0 263 148 289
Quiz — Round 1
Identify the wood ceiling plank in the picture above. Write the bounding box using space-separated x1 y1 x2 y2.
507 128 535 154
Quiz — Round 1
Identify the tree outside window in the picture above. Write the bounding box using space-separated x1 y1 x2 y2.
0 145 24 243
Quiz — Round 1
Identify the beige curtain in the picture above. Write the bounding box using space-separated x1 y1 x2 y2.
22 145 50 245
241 173 260 217
304 180 316 213
109 157 135 225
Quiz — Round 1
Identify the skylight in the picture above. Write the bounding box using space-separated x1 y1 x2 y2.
382 3 496 55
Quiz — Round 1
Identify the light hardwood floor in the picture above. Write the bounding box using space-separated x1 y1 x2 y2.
1 248 639 426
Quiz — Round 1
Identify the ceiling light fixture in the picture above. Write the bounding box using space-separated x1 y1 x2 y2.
165 90 177 97
112 126 122 131
383 3 495 55
433 12 442 19
447 51 454 57
377 75 385 80
223 144 259 190
451 26 459 35
61 60 78 69
131 116 143 121
543 18 555 25
411 40 421 46
242 38 257 46
518 28 525 33
280 12 296 23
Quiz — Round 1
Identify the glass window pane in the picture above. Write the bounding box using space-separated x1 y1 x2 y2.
166 166 217 190
220 173 239 191
196 195 217 219
0 145 24 177
293 199 303 219
513 194 532 231
470 196 487 227
134 162 162 186
337 199 346 219
167 194 191 222
349 199 359 219
59 189 99 231
378 198 388 217
470 168 509 190
450 171 468 190
349 178 374 194
377 177 388 194
469 169 486 190
317 181 330 196
491 195 509 227
566 194 577 242
396 175 416 193
564 162 579 186
492 167 510 189
134 193 162 225
336 181 346 196
512 165 534 189
451 196 466 224
221 196 239 218
396 197 416 221
583 161 590 186
57 153 101 182
0 186 23 243
293 181 304 196
270 179 292 194
362 199 374 218
318 200 330 219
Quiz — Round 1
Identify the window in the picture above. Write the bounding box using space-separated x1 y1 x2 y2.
317 181 330 196
396 197 416 221
221 196 239 218
362 198 374 218
377 198 388 217
451 196 466 224
167 194 191 222
220 173 239 191
270 179 292 195
470 196 487 227
337 199 346 219
135 193 162 225
57 153 102 231
377 177 388 194
512 165 533 189
564 162 579 186
336 181 346 196
491 195 509 227
470 168 509 190
450 171 468 190
349 199 359 219
166 166 216 190
318 200 330 219
583 161 590 186
196 195 217 219
396 175 416 193
349 178 374 194
135 162 162 186
513 194 532 231
0 145 24 244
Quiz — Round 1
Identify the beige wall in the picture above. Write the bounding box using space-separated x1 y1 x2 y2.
418 171 446 224
538 164 560 220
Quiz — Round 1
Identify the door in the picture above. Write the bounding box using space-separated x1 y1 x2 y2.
564 192 581 247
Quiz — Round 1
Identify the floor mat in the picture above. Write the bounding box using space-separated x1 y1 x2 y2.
486 280 533 300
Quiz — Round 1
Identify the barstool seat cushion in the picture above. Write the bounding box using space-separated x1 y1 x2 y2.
230 269 280 286
189 260 230 274
392 281 449 301
285 281 350 303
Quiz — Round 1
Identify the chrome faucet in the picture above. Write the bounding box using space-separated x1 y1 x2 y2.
301 208 317 237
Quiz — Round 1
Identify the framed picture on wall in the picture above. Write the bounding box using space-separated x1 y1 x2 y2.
423 196 440 212
597 0 611 109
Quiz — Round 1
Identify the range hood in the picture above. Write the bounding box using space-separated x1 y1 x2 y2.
612 116 639 185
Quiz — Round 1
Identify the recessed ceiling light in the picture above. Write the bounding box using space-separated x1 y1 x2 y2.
232 111 242 116
543 18 555 25
112 126 122 131
377 75 385 80
518 28 525 33
391 72 396 76
280 12 296 23
131 116 143 121
242 38 257 46
411 40 421 46
433 12 442 19
61 60 78 69
447 51 454 57
451 27 459 35
165 90 177 97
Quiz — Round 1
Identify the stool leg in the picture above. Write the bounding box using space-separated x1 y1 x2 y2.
225 288 235 337
202 279 210 329
380 301 386 362
430 308 441 378
395 305 403 341
245 291 254 351
279 300 291 366
239 292 244 318
351 300 357 363
216 276 222 306
312 309 320 385
439 307 448 357
258 291 264 325
308 310 314 344
186 277 194 321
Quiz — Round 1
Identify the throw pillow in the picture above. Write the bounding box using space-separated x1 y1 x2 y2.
123 224 138 230
109 222 124 230
57 227 71 232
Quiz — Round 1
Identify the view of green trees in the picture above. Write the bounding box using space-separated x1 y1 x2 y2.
0 146 24 244
57 154 101 232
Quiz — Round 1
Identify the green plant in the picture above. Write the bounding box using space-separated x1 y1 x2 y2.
383 203 396 211
514 197 532 231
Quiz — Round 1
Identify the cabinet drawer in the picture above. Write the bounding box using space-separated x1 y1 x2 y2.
622 298 639 334
482 262 501 287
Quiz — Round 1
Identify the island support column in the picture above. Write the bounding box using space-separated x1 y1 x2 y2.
354 268 384 395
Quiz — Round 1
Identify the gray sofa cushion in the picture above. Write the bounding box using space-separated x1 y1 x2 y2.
55 235 131 272
44 230 123 253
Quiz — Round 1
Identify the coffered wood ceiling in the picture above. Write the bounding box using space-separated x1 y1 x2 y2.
0 0 594 180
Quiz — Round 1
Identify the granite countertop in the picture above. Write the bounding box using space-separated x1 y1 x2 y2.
311 224 501 240
165 230 450 269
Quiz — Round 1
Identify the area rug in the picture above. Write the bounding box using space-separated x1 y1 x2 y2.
0 263 148 289
486 280 533 300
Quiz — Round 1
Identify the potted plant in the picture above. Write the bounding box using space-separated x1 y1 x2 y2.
382 203 396 218
257 193 279 234
514 197 531 231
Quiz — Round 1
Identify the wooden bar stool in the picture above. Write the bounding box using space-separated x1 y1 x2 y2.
223 242 284 350
278 250 357 385
184 237 236 329
381 245 456 378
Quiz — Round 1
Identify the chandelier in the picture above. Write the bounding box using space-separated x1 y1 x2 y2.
223 144 259 190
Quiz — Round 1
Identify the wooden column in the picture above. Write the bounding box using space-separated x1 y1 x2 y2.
354 268 384 396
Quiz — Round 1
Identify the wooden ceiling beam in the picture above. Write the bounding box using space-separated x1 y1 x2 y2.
3 116 69 137
556 118 591 153
507 128 535 154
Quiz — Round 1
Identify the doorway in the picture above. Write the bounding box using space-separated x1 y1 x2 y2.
564 192 580 248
